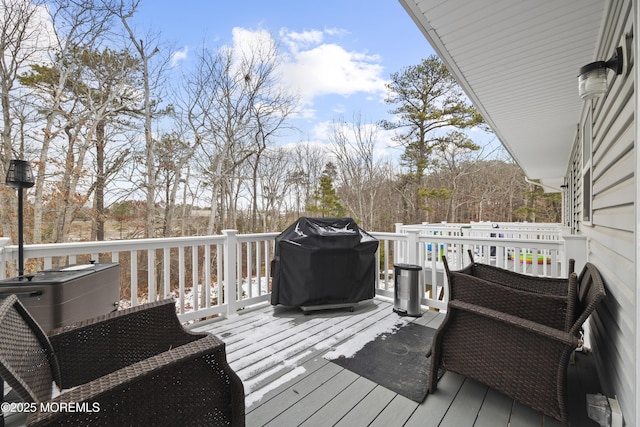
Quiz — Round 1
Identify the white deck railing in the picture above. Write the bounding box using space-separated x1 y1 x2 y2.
0 223 585 322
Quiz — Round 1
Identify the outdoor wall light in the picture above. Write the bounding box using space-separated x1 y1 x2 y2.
5 159 35 277
578 46 623 100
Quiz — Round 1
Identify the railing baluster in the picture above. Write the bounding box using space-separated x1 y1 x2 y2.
163 248 170 298
192 245 198 311
255 241 262 296
217 243 223 307
178 246 185 313
264 240 271 293
204 245 211 308
246 241 253 299
131 250 138 306
148 249 155 302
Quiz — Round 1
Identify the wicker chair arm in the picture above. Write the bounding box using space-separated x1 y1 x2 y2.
471 264 570 296
448 300 579 347
462 251 572 296
448 271 570 330
49 299 206 388
48 298 182 335
27 335 245 427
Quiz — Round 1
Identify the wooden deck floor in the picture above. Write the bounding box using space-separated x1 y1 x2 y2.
192 297 603 427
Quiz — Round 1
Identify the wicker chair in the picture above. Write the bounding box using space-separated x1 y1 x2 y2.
428 260 605 425
446 251 577 331
0 295 245 426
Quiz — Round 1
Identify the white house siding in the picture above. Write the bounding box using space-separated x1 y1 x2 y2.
571 0 637 424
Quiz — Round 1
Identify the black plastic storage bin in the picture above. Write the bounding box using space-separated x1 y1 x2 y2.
271 217 379 309
0 262 120 333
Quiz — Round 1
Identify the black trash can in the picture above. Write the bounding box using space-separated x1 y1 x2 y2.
393 263 423 317
0 262 120 333
271 217 379 310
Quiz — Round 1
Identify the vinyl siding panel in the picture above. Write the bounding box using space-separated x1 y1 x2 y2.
591 204 634 231
593 178 634 212
593 145 634 196
574 0 636 423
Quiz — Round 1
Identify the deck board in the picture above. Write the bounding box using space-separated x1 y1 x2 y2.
263 367 360 427
403 372 465 427
245 360 342 425
333 385 397 427
439 378 487 426
474 388 514 427
298 377 377 427
369 395 419 427
192 297 603 426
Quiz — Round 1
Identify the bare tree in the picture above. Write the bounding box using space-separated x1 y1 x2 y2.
115 0 168 238
287 142 327 215
17 0 121 242
428 132 480 222
65 46 140 240
330 113 386 229
0 0 47 239
183 33 294 233
247 70 297 230
248 146 295 231
156 130 197 237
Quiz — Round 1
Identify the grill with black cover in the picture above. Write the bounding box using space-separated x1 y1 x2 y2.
271 217 378 309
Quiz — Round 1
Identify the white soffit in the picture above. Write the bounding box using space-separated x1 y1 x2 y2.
399 0 607 188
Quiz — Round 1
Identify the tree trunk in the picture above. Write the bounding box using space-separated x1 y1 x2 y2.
93 120 106 240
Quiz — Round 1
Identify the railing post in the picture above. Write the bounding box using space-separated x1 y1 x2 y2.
406 229 420 266
394 223 402 264
561 233 587 275
223 229 238 316
0 238 11 279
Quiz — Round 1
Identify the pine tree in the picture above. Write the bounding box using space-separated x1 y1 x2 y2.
307 163 346 217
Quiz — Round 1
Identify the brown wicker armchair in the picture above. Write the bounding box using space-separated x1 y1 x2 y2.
428 260 605 425
444 252 577 331
466 249 575 289
0 295 245 426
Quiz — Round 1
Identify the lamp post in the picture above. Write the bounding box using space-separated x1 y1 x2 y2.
5 159 35 277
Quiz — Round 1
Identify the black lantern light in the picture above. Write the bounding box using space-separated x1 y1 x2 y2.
578 46 623 100
5 159 35 277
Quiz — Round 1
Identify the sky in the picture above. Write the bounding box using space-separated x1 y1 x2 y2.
129 0 442 156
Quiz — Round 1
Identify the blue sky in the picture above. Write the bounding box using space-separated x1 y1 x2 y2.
129 0 438 153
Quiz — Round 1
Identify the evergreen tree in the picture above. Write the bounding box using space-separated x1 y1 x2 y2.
380 55 485 222
307 163 346 217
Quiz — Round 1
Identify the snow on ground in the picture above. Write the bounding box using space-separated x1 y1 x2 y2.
321 315 411 359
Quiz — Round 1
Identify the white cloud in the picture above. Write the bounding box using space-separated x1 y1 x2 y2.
279 28 324 53
310 121 332 142
232 27 277 57
171 46 189 67
324 27 349 37
213 27 388 122
279 40 387 107
275 28 388 110
332 103 346 114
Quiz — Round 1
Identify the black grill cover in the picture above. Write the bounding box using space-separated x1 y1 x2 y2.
271 217 379 307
